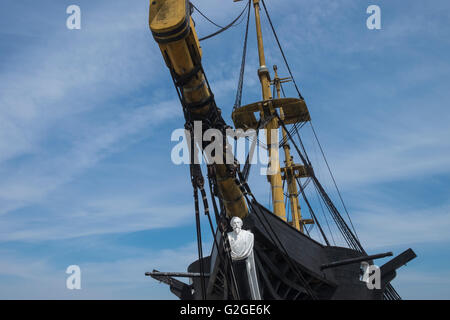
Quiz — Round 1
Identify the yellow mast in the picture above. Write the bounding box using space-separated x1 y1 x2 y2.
233 0 312 229
150 0 313 227
251 0 286 220
272 66 301 230
272 66 314 232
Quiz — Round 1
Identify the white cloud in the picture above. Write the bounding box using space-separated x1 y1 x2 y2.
0 1 181 217
0 100 181 215
0 197 193 242
329 122 450 188
0 244 199 299
353 203 450 249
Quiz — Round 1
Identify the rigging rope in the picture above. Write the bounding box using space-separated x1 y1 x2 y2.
191 3 224 29
275 112 402 299
242 123 259 181
271 16 361 247
315 185 336 246
207 169 241 299
197 155 242 300
261 0 360 245
197 1 250 42
275 113 363 250
295 176 330 246
309 122 360 241
170 49 243 298
252 0 401 301
189 0 400 300
260 0 304 100
188 129 207 300
235 170 318 299
234 0 252 110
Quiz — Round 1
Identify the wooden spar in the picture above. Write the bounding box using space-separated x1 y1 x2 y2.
149 0 248 219
273 66 302 231
251 0 286 221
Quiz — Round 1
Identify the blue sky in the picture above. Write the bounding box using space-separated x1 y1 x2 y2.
0 0 449 299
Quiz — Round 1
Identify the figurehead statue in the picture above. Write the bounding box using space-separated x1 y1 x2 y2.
227 216 261 299
228 217 254 260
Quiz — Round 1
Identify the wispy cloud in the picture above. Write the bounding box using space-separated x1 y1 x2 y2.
0 1 181 216
0 195 193 242
329 119 450 188
353 203 450 249
0 101 181 215
0 0 449 300
0 243 199 299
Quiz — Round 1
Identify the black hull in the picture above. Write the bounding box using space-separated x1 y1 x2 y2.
151 200 415 300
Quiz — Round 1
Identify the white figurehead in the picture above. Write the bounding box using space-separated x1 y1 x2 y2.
227 216 254 261
226 216 261 300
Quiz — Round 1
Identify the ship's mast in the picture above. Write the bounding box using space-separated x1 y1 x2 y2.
272 66 301 230
233 0 313 231
272 66 314 232
251 0 286 220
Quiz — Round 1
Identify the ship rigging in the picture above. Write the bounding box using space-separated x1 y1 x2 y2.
145 0 416 300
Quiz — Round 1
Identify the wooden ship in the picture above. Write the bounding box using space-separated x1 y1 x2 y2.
145 0 416 300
